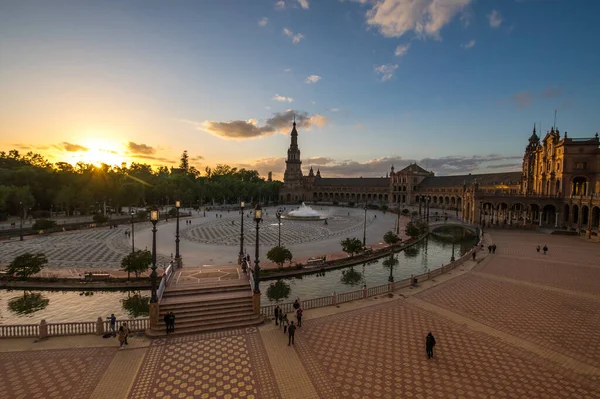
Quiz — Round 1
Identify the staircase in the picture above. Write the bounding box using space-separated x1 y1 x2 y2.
147 280 263 337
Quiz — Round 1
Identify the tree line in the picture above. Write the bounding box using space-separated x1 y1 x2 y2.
0 149 281 220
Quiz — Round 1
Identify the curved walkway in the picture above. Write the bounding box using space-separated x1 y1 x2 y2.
1 230 600 398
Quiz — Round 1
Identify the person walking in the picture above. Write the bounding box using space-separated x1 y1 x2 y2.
122 322 130 345
108 314 117 336
288 321 297 346
492 244 497 253
293 299 300 312
536 245 540 253
543 245 548 255
118 326 126 350
426 332 436 359
472 251 476 261
274 305 280 326
296 308 303 328
163 313 171 334
282 313 289 333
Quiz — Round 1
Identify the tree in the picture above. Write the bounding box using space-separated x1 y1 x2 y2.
340 237 364 257
33 219 57 231
7 253 48 279
121 250 152 278
180 150 189 172
341 267 363 286
383 231 400 245
267 246 293 269
405 220 428 239
266 279 291 302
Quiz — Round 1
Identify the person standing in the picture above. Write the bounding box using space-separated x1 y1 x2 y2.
109 314 116 336
118 326 126 350
288 321 297 346
168 312 176 333
122 322 130 345
296 308 303 328
543 245 548 255
293 299 300 312
493 244 497 253
282 313 289 333
472 251 476 261
426 332 436 359
163 313 170 334
274 305 280 326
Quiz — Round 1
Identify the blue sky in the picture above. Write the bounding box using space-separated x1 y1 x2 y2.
1 0 599 178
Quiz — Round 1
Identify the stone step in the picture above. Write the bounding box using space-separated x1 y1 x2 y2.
159 304 254 318
146 316 264 338
160 290 252 306
156 311 259 327
163 284 250 298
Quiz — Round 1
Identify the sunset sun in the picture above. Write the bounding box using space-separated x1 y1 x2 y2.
67 137 127 166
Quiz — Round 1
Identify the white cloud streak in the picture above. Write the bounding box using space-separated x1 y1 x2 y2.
305 75 322 84
488 9 503 28
394 43 410 56
374 63 398 81
273 94 294 102
461 39 475 49
283 27 305 44
258 17 268 27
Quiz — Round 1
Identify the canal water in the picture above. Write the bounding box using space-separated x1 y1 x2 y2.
259 232 477 304
0 231 476 324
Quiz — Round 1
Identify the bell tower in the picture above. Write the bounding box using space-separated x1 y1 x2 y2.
283 119 303 185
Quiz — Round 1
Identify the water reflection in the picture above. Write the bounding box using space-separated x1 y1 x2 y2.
266 280 291 303
8 292 50 315
121 291 150 318
340 267 363 286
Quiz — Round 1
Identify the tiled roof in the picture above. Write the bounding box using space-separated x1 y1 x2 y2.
418 172 522 188
397 164 431 174
314 177 389 187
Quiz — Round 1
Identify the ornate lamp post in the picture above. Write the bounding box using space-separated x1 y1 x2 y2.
253 204 263 294
276 208 283 247
19 201 24 242
130 208 135 254
239 201 245 264
175 200 181 266
363 204 368 247
150 209 159 303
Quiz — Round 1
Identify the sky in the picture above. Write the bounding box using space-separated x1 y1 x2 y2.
1 0 599 179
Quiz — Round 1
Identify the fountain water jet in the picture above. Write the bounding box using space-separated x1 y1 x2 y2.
281 203 327 220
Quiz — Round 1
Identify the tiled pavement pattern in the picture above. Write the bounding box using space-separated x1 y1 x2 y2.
294 301 600 398
0 347 115 399
128 327 281 399
0 226 170 269
182 212 374 246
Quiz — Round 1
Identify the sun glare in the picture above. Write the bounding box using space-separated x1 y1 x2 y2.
66 137 127 167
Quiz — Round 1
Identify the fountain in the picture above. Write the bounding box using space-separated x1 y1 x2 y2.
282 202 327 221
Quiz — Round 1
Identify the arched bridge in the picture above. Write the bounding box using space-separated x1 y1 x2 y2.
428 220 479 235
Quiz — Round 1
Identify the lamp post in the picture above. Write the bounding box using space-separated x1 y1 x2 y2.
150 209 159 303
19 201 24 241
363 204 368 247
175 200 181 266
130 208 135 254
396 206 400 235
239 201 245 264
253 204 263 294
276 208 283 247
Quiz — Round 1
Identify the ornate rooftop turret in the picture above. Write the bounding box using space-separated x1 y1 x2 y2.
528 123 539 143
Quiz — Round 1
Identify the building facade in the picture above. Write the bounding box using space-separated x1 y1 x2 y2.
279 123 600 236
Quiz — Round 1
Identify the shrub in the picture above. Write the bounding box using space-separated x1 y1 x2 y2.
32 219 57 231
92 214 110 224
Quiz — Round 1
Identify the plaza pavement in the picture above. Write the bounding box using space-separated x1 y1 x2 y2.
1 229 600 398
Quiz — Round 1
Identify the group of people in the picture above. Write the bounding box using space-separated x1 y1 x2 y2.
536 245 549 254
487 244 497 253
163 312 176 334
273 299 303 346
185 219 192 225
108 314 131 350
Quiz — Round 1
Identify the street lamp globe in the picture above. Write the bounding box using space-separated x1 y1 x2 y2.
175 200 180 208
254 204 262 222
241 201 245 209
151 209 159 221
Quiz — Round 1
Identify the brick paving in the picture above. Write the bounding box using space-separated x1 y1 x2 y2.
1 229 600 398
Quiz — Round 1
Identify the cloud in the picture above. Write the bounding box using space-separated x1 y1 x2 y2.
131 154 176 164
258 17 268 27
127 142 156 155
512 91 533 109
305 75 321 84
374 63 398 81
201 110 328 140
461 39 475 49
541 86 562 98
284 68 292 72
305 156 335 165
330 108 340 112
190 155 204 161
394 43 410 57
275 1 285 10
488 9 503 28
297 0 309 9
363 0 473 40
62 142 89 152
273 94 294 102
283 28 305 44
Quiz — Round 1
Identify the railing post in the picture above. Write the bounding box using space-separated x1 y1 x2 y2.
39 320 48 339
96 317 104 335
388 282 393 293
331 291 337 306
362 285 367 299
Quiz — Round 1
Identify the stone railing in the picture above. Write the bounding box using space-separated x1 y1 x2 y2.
157 263 175 301
261 232 483 317
0 317 149 339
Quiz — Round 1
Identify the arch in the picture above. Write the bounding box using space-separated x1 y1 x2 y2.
582 205 590 227
563 204 569 225
542 204 557 226
572 176 588 195
286 193 291 202
591 206 600 229
573 204 579 224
